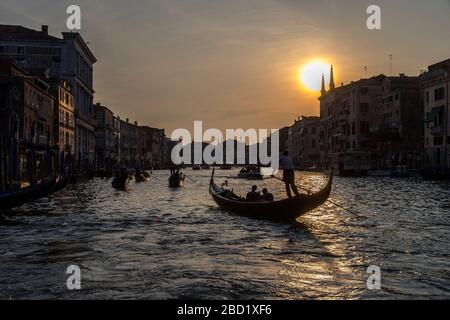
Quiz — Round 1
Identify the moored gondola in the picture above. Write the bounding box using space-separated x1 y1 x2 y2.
0 175 59 210
209 169 333 221
51 174 70 193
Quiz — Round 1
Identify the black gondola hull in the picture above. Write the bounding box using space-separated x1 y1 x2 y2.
209 173 332 221
168 174 184 188
135 174 149 182
0 175 66 210
112 176 130 190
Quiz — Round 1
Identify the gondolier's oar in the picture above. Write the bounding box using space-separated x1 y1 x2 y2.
183 174 196 183
271 175 362 218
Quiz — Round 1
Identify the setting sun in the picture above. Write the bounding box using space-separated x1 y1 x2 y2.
299 60 331 92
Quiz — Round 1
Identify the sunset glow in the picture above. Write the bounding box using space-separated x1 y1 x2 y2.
299 60 331 92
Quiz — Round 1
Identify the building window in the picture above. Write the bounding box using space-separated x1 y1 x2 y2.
434 87 444 101
360 103 369 113
434 137 443 146
360 121 369 134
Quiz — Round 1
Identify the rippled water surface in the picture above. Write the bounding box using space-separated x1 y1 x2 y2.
1 169 450 299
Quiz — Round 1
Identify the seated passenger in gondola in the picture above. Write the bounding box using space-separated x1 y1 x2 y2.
261 188 274 202
246 185 261 202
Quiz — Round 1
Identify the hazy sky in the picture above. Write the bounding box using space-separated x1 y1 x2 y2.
1 0 450 133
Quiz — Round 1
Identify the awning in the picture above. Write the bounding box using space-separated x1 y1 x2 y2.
426 106 444 122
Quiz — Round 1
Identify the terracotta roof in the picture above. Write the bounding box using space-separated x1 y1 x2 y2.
0 25 59 42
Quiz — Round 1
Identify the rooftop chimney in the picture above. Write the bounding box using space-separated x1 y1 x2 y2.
126 118 129 123
134 121 138 126
41 25 48 35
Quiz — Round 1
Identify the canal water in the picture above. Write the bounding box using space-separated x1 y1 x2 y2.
0 169 449 299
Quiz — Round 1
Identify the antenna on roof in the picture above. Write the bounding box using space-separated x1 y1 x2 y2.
389 54 393 76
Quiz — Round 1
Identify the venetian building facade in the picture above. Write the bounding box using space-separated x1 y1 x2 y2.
49 79 75 170
120 119 140 168
287 116 320 169
94 103 120 172
419 59 450 170
319 65 385 175
0 62 55 190
368 75 422 169
0 25 97 171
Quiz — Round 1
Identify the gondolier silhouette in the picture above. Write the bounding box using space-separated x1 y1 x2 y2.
279 150 299 198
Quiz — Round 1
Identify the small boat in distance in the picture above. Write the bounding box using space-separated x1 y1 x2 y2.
169 172 185 188
209 169 333 221
143 171 151 178
112 169 130 190
135 173 149 182
238 166 271 180
219 164 233 170
192 165 201 170
135 169 149 182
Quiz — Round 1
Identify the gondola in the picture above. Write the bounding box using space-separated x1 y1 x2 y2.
143 171 151 178
168 173 185 188
51 174 70 193
112 174 130 190
237 166 271 180
209 169 333 221
0 176 58 210
135 173 149 182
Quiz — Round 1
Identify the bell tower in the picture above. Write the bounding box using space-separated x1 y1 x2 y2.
329 65 335 90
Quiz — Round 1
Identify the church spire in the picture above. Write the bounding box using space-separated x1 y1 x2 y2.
329 65 335 90
321 73 326 95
